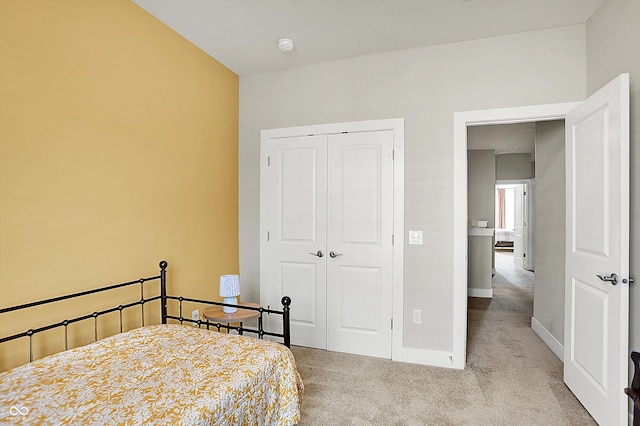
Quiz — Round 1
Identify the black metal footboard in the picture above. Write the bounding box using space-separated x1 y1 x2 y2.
164 295 291 348
0 261 292 365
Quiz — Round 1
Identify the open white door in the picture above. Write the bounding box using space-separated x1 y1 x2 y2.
525 180 535 272
564 73 630 425
513 184 525 268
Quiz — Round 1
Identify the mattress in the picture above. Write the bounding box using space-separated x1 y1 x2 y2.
0 324 303 425
495 228 515 242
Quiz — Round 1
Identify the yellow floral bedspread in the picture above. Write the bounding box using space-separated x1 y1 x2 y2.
0 324 303 425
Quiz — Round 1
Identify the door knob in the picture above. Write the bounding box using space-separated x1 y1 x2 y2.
329 251 343 258
309 250 324 258
596 273 618 285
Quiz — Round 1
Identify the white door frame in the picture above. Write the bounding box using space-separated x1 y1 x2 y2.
259 118 405 361
452 102 579 369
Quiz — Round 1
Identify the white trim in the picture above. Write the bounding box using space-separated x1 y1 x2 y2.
260 118 405 362
468 288 493 298
453 102 579 370
392 121 405 362
260 118 404 139
531 317 564 361
468 228 494 237
402 347 457 369
496 179 532 185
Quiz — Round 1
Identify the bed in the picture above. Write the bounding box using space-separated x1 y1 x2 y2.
495 228 515 249
0 261 303 425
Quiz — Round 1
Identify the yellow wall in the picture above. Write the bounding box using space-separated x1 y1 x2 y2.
0 0 239 369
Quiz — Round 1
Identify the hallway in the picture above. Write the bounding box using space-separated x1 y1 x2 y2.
467 250 595 424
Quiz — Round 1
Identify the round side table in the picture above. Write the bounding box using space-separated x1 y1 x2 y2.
203 302 261 335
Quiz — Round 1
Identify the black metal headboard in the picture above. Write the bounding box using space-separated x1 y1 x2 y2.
0 261 291 364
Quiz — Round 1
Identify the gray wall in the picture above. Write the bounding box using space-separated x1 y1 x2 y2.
467 150 496 228
468 235 494 292
467 149 497 289
496 153 534 180
239 25 587 353
533 120 565 343
586 0 640 362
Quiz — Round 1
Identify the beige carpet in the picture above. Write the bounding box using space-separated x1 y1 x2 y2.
290 251 596 425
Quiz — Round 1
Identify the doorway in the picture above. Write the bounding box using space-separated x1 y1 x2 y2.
495 181 534 272
452 102 579 370
455 74 631 425
467 123 540 359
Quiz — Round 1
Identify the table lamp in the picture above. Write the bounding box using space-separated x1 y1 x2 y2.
219 274 240 313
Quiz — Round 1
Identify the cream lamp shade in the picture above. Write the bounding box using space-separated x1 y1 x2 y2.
219 274 240 313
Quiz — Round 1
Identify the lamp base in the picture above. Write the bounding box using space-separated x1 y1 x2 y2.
223 296 238 313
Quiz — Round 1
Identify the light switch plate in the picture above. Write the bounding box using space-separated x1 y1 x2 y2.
412 309 422 324
408 230 423 245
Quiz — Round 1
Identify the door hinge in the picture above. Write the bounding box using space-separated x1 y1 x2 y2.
267 231 270 241
391 318 393 330
392 149 395 161
267 156 271 167
392 234 395 245
523 253 526 258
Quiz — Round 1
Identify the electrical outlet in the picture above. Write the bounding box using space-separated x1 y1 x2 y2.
412 309 422 325
408 230 423 245
191 309 200 326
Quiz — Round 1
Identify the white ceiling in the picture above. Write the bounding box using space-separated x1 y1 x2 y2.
132 0 603 76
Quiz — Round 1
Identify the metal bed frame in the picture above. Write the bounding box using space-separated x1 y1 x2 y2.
0 261 291 363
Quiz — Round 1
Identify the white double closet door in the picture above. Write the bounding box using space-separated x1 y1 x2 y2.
263 130 393 359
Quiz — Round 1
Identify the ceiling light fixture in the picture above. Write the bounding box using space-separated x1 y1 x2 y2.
278 38 294 52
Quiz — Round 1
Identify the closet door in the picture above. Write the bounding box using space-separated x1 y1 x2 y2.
266 135 327 349
263 128 395 358
326 131 394 358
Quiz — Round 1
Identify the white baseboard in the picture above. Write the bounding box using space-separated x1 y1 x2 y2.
402 347 463 369
531 317 563 361
468 288 493 298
